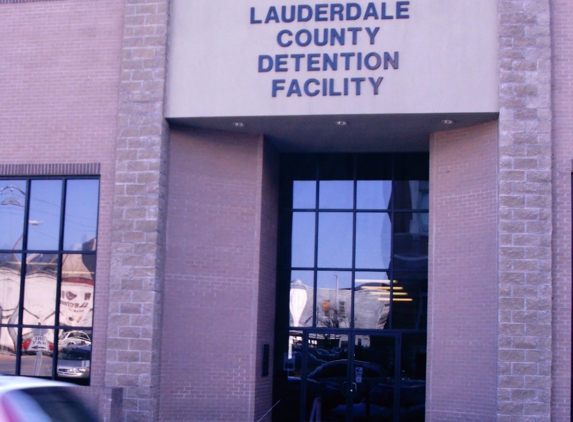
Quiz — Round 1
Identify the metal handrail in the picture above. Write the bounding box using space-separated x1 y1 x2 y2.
255 400 281 422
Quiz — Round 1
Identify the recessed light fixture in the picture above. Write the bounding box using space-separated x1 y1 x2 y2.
441 119 454 125
335 121 348 126
233 122 245 127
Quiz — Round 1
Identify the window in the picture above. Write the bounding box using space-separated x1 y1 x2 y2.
0 177 99 384
279 154 428 331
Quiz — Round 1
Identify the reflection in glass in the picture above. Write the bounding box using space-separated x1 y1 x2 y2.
289 272 313 328
316 272 351 329
275 332 304 421
291 213 315 268
352 335 398 421
61 254 95 327
319 181 353 209
23 254 57 326
318 213 352 268
306 333 350 421
354 272 391 329
0 337 16 374
56 329 92 383
28 180 63 251
394 181 429 212
400 334 426 421
355 213 391 270
357 180 392 210
64 180 99 251
293 181 316 209
391 274 427 330
393 213 429 273
0 180 26 250
20 329 54 377
0 254 21 327
350 335 397 421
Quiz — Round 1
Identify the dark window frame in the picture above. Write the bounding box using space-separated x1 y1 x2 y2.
0 175 99 384
277 153 429 332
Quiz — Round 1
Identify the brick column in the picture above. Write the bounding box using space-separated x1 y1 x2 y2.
107 1 170 421
497 1 553 420
550 0 573 420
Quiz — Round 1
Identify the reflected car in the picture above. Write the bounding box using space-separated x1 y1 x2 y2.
0 376 97 422
57 346 91 379
308 360 386 383
58 331 91 350
331 381 426 422
308 360 388 417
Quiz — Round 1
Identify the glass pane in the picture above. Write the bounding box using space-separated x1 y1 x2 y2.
400 334 426 421
0 327 16 374
275 331 304 422
0 253 22 325
23 254 57 326
307 333 349 421
319 155 353 180
60 254 95 327
28 180 63 251
319 181 353 209
316 271 351 329
57 329 92 384
352 335 396 422
393 213 429 273
317 213 353 268
282 155 317 181
391 273 427 330
356 154 393 179
20 328 55 377
357 181 392 210
394 153 429 181
0 180 27 250
289 271 313 328
293 181 316 209
356 213 391 270
63 180 99 251
394 180 429 211
291 213 315 268
354 272 391 329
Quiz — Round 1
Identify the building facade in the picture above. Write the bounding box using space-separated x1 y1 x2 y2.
0 0 571 421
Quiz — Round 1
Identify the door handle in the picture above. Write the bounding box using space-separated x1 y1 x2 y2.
342 382 357 397
349 382 357 397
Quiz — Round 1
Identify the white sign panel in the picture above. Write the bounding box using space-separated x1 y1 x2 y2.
29 336 49 352
166 0 499 119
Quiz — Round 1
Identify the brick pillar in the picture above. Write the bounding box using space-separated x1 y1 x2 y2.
107 1 170 421
550 0 573 420
497 1 553 420
427 122 499 421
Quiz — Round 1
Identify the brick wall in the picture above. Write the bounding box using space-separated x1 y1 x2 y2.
0 1 123 419
427 122 499 421
550 0 573 420
254 141 279 421
497 1 553 420
160 127 278 421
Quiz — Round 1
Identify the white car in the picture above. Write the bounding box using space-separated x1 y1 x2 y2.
0 376 97 421
58 331 91 350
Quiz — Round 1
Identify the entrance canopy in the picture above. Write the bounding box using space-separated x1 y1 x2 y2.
165 0 499 150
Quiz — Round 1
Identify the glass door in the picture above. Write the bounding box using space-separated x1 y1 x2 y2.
278 331 425 422
301 332 397 422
